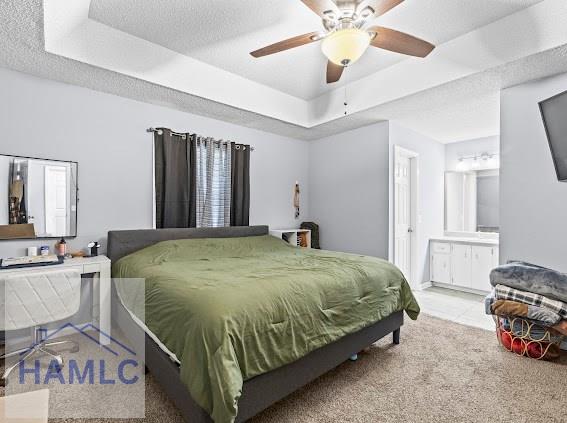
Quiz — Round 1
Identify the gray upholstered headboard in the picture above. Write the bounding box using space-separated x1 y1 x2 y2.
107 225 269 263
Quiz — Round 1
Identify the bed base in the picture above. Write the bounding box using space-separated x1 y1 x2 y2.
114 294 402 423
108 226 404 422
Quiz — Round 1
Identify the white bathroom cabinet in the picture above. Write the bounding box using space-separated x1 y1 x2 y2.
430 239 499 293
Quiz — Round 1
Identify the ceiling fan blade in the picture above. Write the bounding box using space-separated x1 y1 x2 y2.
326 61 344 84
250 32 320 58
300 0 340 17
357 0 404 18
368 26 435 58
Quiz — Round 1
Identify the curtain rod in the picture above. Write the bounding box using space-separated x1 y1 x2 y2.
147 128 255 151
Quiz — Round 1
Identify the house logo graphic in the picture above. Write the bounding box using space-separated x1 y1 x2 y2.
17 322 140 386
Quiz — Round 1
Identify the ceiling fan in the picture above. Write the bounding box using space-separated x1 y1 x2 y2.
250 0 435 84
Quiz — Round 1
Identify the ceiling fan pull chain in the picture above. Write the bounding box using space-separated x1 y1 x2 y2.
344 69 349 116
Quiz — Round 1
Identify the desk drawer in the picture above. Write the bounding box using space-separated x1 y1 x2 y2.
83 263 101 274
432 242 451 254
0 264 83 277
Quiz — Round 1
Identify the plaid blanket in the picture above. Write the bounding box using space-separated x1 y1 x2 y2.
495 284 567 319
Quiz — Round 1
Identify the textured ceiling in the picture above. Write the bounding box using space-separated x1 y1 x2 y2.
89 0 544 100
2 0 567 143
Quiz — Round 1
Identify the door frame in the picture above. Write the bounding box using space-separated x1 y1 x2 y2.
393 145 419 288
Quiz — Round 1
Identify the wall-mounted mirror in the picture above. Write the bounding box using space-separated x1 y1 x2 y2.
0 154 78 240
445 170 499 234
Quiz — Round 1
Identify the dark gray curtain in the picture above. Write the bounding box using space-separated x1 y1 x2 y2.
230 143 250 226
154 129 196 228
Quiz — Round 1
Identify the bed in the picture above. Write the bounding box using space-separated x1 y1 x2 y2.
108 226 419 423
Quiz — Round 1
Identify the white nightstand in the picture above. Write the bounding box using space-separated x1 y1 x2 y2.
0 255 111 345
270 229 311 248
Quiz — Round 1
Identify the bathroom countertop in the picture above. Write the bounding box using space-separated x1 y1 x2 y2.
430 236 499 246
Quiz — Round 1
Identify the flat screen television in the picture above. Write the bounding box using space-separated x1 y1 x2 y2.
540 89 567 182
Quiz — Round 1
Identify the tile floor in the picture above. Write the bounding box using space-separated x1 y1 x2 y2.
412 286 495 331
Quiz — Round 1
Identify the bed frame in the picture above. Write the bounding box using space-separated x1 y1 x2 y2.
108 225 403 423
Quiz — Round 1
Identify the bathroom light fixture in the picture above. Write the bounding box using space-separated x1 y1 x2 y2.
456 158 467 171
456 152 500 171
321 28 372 67
471 157 480 169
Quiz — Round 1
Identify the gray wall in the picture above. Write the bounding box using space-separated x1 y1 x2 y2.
0 67 310 258
309 122 390 258
308 121 445 283
500 72 567 272
389 123 445 286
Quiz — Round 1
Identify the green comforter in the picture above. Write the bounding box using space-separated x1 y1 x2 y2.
113 235 419 423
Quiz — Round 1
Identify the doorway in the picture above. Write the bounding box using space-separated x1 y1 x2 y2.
393 146 418 286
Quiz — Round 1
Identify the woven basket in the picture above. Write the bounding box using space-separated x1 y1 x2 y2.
494 316 565 361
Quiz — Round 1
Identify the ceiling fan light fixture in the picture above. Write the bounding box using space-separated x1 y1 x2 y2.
321 28 371 67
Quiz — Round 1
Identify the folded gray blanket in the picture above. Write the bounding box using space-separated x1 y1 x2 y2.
490 261 567 303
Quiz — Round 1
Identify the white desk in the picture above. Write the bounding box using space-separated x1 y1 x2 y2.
0 255 111 345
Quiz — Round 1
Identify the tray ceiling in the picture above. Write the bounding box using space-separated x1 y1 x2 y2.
89 0 544 100
3 0 567 142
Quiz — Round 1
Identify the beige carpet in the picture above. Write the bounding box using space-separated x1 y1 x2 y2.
2 314 566 422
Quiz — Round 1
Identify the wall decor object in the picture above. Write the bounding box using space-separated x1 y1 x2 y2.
0 154 78 240
294 182 300 219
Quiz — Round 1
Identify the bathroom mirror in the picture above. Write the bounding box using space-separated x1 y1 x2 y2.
0 154 78 240
445 170 499 234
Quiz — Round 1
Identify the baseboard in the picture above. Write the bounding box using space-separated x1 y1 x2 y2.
418 281 432 290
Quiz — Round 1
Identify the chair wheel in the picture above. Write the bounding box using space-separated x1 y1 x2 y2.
1 377 7 387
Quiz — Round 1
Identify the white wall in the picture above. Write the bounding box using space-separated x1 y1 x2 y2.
0 155 9 225
389 123 445 286
500 72 567 272
309 122 390 258
0 67 310 257
445 136 500 171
